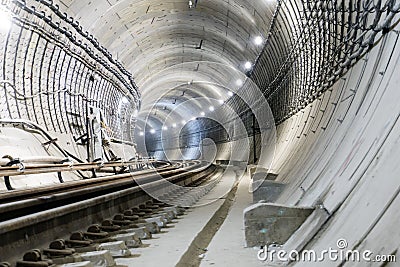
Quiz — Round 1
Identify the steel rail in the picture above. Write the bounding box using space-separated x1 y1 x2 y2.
0 160 216 264
0 160 203 218
0 160 201 204
0 162 210 225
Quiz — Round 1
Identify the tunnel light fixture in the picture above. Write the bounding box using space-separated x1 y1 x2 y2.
200 112 206 116
139 131 144 136
0 7 11 32
188 0 198 9
254 36 264 46
209 106 215 112
173 123 177 128
150 129 156 134
93 72 101 81
162 126 168 131
236 79 243 86
227 91 234 97
121 96 129 104
181 120 186 125
244 61 252 70
218 99 224 104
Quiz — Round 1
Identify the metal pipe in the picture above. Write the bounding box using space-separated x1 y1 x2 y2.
0 159 159 177
1 156 69 165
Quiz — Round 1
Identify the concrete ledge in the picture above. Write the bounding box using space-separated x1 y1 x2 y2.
216 160 246 167
251 171 284 203
244 203 314 247
252 172 278 181
265 206 330 265
252 178 286 203
247 165 269 178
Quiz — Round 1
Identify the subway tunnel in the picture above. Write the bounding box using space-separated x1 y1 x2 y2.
0 0 399 266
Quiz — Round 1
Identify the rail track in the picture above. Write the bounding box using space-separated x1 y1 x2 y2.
0 160 220 265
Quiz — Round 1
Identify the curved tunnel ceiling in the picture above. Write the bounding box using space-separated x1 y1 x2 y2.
57 0 277 126
46 0 400 154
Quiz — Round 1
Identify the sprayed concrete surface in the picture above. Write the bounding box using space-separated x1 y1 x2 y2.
115 168 237 267
200 173 266 267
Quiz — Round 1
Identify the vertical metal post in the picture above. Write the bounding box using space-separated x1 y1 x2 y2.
86 103 90 162
252 113 257 163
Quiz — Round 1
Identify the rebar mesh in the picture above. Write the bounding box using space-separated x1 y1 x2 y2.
251 0 400 124
0 0 140 142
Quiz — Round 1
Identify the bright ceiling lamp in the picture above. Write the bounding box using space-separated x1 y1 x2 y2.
236 79 243 86
172 123 177 128
150 129 156 134
139 131 144 136
181 120 186 125
244 61 252 70
227 91 234 97
200 112 205 116
218 99 224 104
121 96 129 104
162 126 168 131
189 0 198 8
254 36 263 46
209 106 215 112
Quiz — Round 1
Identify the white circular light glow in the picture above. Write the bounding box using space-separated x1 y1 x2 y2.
254 36 263 46
200 112 206 116
228 91 234 97
162 126 168 131
218 99 224 104
244 61 252 70
181 120 186 125
121 96 129 104
209 106 215 112
139 131 144 136
150 129 156 134
172 123 177 128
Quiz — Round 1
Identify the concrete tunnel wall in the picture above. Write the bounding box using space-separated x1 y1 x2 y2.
265 24 400 265
153 20 400 264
